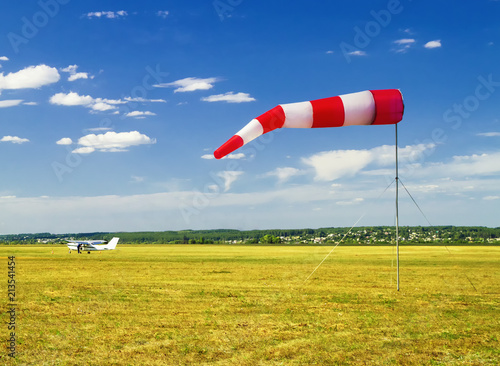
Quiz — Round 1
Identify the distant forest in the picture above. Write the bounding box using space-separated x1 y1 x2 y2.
1 226 500 245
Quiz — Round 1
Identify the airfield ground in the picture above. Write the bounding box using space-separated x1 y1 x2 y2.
1 245 499 365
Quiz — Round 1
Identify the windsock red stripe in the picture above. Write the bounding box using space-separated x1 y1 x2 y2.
310 96 345 128
214 135 243 159
370 89 404 125
256 105 286 134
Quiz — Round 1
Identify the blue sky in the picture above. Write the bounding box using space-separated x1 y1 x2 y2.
0 0 499 234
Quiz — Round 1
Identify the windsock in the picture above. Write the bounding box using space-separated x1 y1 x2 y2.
214 89 404 159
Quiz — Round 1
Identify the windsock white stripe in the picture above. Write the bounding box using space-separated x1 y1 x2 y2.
235 118 263 144
339 90 376 126
281 101 313 128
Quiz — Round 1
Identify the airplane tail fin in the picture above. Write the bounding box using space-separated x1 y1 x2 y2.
105 237 119 250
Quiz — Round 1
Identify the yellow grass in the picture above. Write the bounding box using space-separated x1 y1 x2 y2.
1 245 499 365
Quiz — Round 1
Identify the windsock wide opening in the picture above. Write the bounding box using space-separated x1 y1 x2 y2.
371 89 404 125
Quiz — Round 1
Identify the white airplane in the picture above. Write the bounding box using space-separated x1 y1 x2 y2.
67 237 119 254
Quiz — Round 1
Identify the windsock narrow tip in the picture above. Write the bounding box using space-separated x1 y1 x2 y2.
214 135 244 159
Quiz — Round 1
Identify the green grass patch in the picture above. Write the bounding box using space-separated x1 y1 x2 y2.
1 245 499 365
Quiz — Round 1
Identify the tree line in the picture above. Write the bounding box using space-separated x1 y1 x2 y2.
1 226 499 245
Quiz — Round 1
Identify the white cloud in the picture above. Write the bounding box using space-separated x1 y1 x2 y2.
154 77 220 92
23 101 37 106
483 196 499 200
393 38 416 53
216 171 243 192
86 127 112 132
1 136 29 144
0 100 24 108
50 92 159 113
394 39 415 45
56 138 73 145
74 131 156 153
225 153 246 160
202 152 246 160
424 40 442 49
50 92 94 106
61 65 93 82
68 72 90 82
91 102 117 112
201 92 256 103
0 65 60 90
125 111 156 118
265 167 305 183
124 97 166 103
131 176 145 183
72 147 95 154
303 149 373 181
0 56 8 61
302 144 436 181
86 11 128 19
421 152 500 177
348 50 367 56
477 132 500 137
157 11 169 18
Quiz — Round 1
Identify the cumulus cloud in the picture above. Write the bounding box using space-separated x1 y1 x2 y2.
424 40 442 49
201 92 256 103
125 111 157 118
1 136 29 144
302 144 436 181
0 56 8 61
0 65 60 90
216 171 243 192
61 65 93 82
154 77 220 92
73 131 156 153
86 11 128 19
56 138 73 145
50 92 94 106
0 100 24 108
50 92 157 113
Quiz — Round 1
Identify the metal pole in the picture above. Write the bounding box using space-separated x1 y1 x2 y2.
395 124 400 291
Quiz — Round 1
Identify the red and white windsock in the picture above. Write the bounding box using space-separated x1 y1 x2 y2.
214 89 404 159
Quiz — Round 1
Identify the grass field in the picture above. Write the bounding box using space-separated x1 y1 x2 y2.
1 244 499 365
